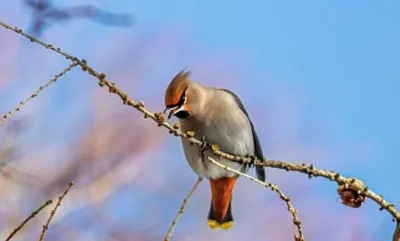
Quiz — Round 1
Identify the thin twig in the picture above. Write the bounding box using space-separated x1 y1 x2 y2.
208 156 305 240
394 222 400 241
164 177 202 241
39 182 73 241
5 199 53 241
0 62 78 124
0 21 76 61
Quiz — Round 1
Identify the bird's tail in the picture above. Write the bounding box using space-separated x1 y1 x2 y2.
207 177 237 230
207 198 234 230
256 165 266 182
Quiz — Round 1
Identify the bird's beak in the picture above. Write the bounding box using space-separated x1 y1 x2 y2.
163 106 182 119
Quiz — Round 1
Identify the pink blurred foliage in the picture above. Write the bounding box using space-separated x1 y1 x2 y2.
0 30 19 90
0 23 173 241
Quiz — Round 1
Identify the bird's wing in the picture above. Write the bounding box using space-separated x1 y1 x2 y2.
219 89 266 182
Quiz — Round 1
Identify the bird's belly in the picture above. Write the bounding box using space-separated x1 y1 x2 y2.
204 153 245 179
182 142 245 179
181 126 253 180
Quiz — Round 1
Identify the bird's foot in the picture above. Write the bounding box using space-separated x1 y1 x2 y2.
245 154 256 169
199 136 211 162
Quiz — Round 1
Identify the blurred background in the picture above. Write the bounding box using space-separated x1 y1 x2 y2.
1 0 400 240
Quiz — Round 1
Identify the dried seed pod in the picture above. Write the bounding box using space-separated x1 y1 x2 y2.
337 178 366 208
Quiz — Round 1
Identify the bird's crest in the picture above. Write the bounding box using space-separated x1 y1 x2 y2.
164 69 191 107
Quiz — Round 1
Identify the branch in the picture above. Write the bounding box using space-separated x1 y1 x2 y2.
0 62 78 124
39 182 73 241
394 222 400 241
208 156 304 241
5 199 53 241
164 177 202 241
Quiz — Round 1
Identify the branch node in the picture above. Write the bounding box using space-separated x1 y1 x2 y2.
154 112 165 126
99 73 106 80
137 101 145 108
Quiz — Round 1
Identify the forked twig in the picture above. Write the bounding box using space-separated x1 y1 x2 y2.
164 177 202 241
0 62 78 124
39 182 73 241
5 199 53 241
208 157 305 241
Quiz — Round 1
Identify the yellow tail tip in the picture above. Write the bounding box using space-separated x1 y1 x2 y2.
219 221 233 230
207 220 233 230
207 219 218 229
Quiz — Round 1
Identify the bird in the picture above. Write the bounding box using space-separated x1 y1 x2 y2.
163 69 266 230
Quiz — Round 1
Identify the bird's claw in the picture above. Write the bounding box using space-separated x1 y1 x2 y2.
199 136 210 162
245 154 256 169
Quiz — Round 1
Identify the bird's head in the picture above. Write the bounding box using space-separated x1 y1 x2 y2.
164 69 201 120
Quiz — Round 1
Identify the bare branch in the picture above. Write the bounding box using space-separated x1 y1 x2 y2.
39 182 73 241
394 222 400 241
0 62 78 125
208 156 304 241
164 177 202 241
5 199 53 241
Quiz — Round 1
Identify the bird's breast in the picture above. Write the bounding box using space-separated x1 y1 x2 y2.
179 113 254 179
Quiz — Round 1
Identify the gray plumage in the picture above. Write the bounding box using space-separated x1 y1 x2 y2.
177 82 265 181
219 88 266 182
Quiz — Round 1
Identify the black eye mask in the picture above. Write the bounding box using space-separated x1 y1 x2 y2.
175 110 189 119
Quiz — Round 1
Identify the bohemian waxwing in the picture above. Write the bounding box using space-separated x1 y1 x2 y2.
163 69 266 230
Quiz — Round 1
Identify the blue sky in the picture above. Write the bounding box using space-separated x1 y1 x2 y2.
1 0 400 240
